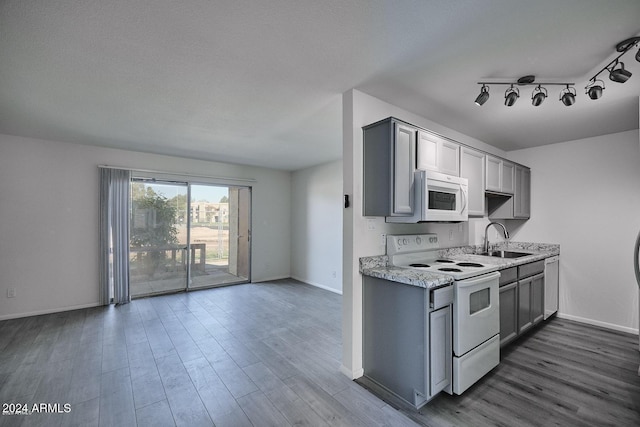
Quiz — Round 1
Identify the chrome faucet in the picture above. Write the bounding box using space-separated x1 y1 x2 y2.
484 222 510 253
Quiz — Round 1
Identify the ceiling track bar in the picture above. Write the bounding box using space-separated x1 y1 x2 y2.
98 165 256 183
477 82 575 86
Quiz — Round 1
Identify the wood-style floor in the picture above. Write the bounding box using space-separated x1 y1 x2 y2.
0 279 638 427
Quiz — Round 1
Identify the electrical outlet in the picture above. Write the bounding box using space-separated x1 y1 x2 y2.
7 288 16 298
381 233 386 246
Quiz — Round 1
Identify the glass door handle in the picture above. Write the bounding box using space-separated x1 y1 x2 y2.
634 230 640 288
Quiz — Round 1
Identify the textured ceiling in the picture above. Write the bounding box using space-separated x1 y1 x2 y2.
1 0 639 170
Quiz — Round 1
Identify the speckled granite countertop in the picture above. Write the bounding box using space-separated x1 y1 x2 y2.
360 242 560 289
359 255 455 289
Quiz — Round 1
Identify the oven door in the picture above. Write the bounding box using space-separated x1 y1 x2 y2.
423 170 468 222
453 271 500 356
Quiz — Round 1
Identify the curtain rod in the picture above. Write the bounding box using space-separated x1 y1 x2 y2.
98 165 256 183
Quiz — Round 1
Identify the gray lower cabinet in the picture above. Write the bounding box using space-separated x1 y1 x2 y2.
531 273 545 324
518 278 533 334
363 276 453 409
499 282 518 346
499 261 545 348
429 305 452 395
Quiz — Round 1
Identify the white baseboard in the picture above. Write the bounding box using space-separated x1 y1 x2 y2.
251 275 290 283
0 302 102 321
556 312 639 335
340 364 364 380
291 275 343 295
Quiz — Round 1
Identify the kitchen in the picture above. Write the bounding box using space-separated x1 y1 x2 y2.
341 89 640 419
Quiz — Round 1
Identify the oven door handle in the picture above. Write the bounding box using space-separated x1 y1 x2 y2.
455 271 500 288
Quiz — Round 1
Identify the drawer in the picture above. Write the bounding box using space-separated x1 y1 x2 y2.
499 267 517 286
518 260 545 279
430 285 454 310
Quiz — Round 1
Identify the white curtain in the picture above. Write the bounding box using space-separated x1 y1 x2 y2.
99 168 131 305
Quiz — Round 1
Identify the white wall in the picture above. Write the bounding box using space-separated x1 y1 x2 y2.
291 160 343 294
508 130 640 334
341 89 510 378
0 134 291 320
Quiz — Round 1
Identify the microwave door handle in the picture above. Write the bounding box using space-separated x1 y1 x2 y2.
460 186 468 214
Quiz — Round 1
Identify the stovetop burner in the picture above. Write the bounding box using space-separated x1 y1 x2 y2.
456 262 484 268
386 234 500 280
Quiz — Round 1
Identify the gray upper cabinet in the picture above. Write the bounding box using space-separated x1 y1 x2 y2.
363 118 416 216
514 165 531 219
459 146 485 216
417 130 460 176
488 163 531 220
362 116 531 220
486 155 514 194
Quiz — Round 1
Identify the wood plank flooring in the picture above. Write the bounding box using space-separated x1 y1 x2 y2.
0 279 638 426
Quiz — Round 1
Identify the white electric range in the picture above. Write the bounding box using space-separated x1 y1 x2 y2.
387 234 501 395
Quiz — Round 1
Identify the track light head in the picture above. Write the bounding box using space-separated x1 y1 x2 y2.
531 85 547 106
475 85 490 106
586 80 604 100
560 85 576 106
504 85 519 106
609 60 632 83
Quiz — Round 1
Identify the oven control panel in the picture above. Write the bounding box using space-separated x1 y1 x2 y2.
386 234 439 255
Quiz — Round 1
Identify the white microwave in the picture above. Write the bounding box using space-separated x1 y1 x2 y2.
387 170 468 223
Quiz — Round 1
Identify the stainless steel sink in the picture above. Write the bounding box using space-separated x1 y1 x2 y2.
479 250 530 258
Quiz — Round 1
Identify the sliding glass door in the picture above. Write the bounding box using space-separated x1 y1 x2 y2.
129 180 189 297
129 179 251 297
189 185 251 289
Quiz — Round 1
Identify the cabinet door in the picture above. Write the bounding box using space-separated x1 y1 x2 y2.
429 305 452 398
460 147 486 216
417 131 459 176
531 273 544 325
440 140 460 176
521 167 531 217
486 155 502 192
514 165 531 218
518 278 533 334
417 131 439 172
501 161 515 194
499 282 518 347
393 123 416 215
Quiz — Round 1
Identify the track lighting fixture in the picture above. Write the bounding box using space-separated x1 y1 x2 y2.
531 85 547 106
475 34 640 107
475 77 574 107
474 84 490 106
586 35 640 94
559 85 576 106
586 79 604 100
608 60 632 83
504 85 519 106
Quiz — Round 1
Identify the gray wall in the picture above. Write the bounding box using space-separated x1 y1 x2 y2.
0 134 291 320
509 129 640 334
291 160 343 294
